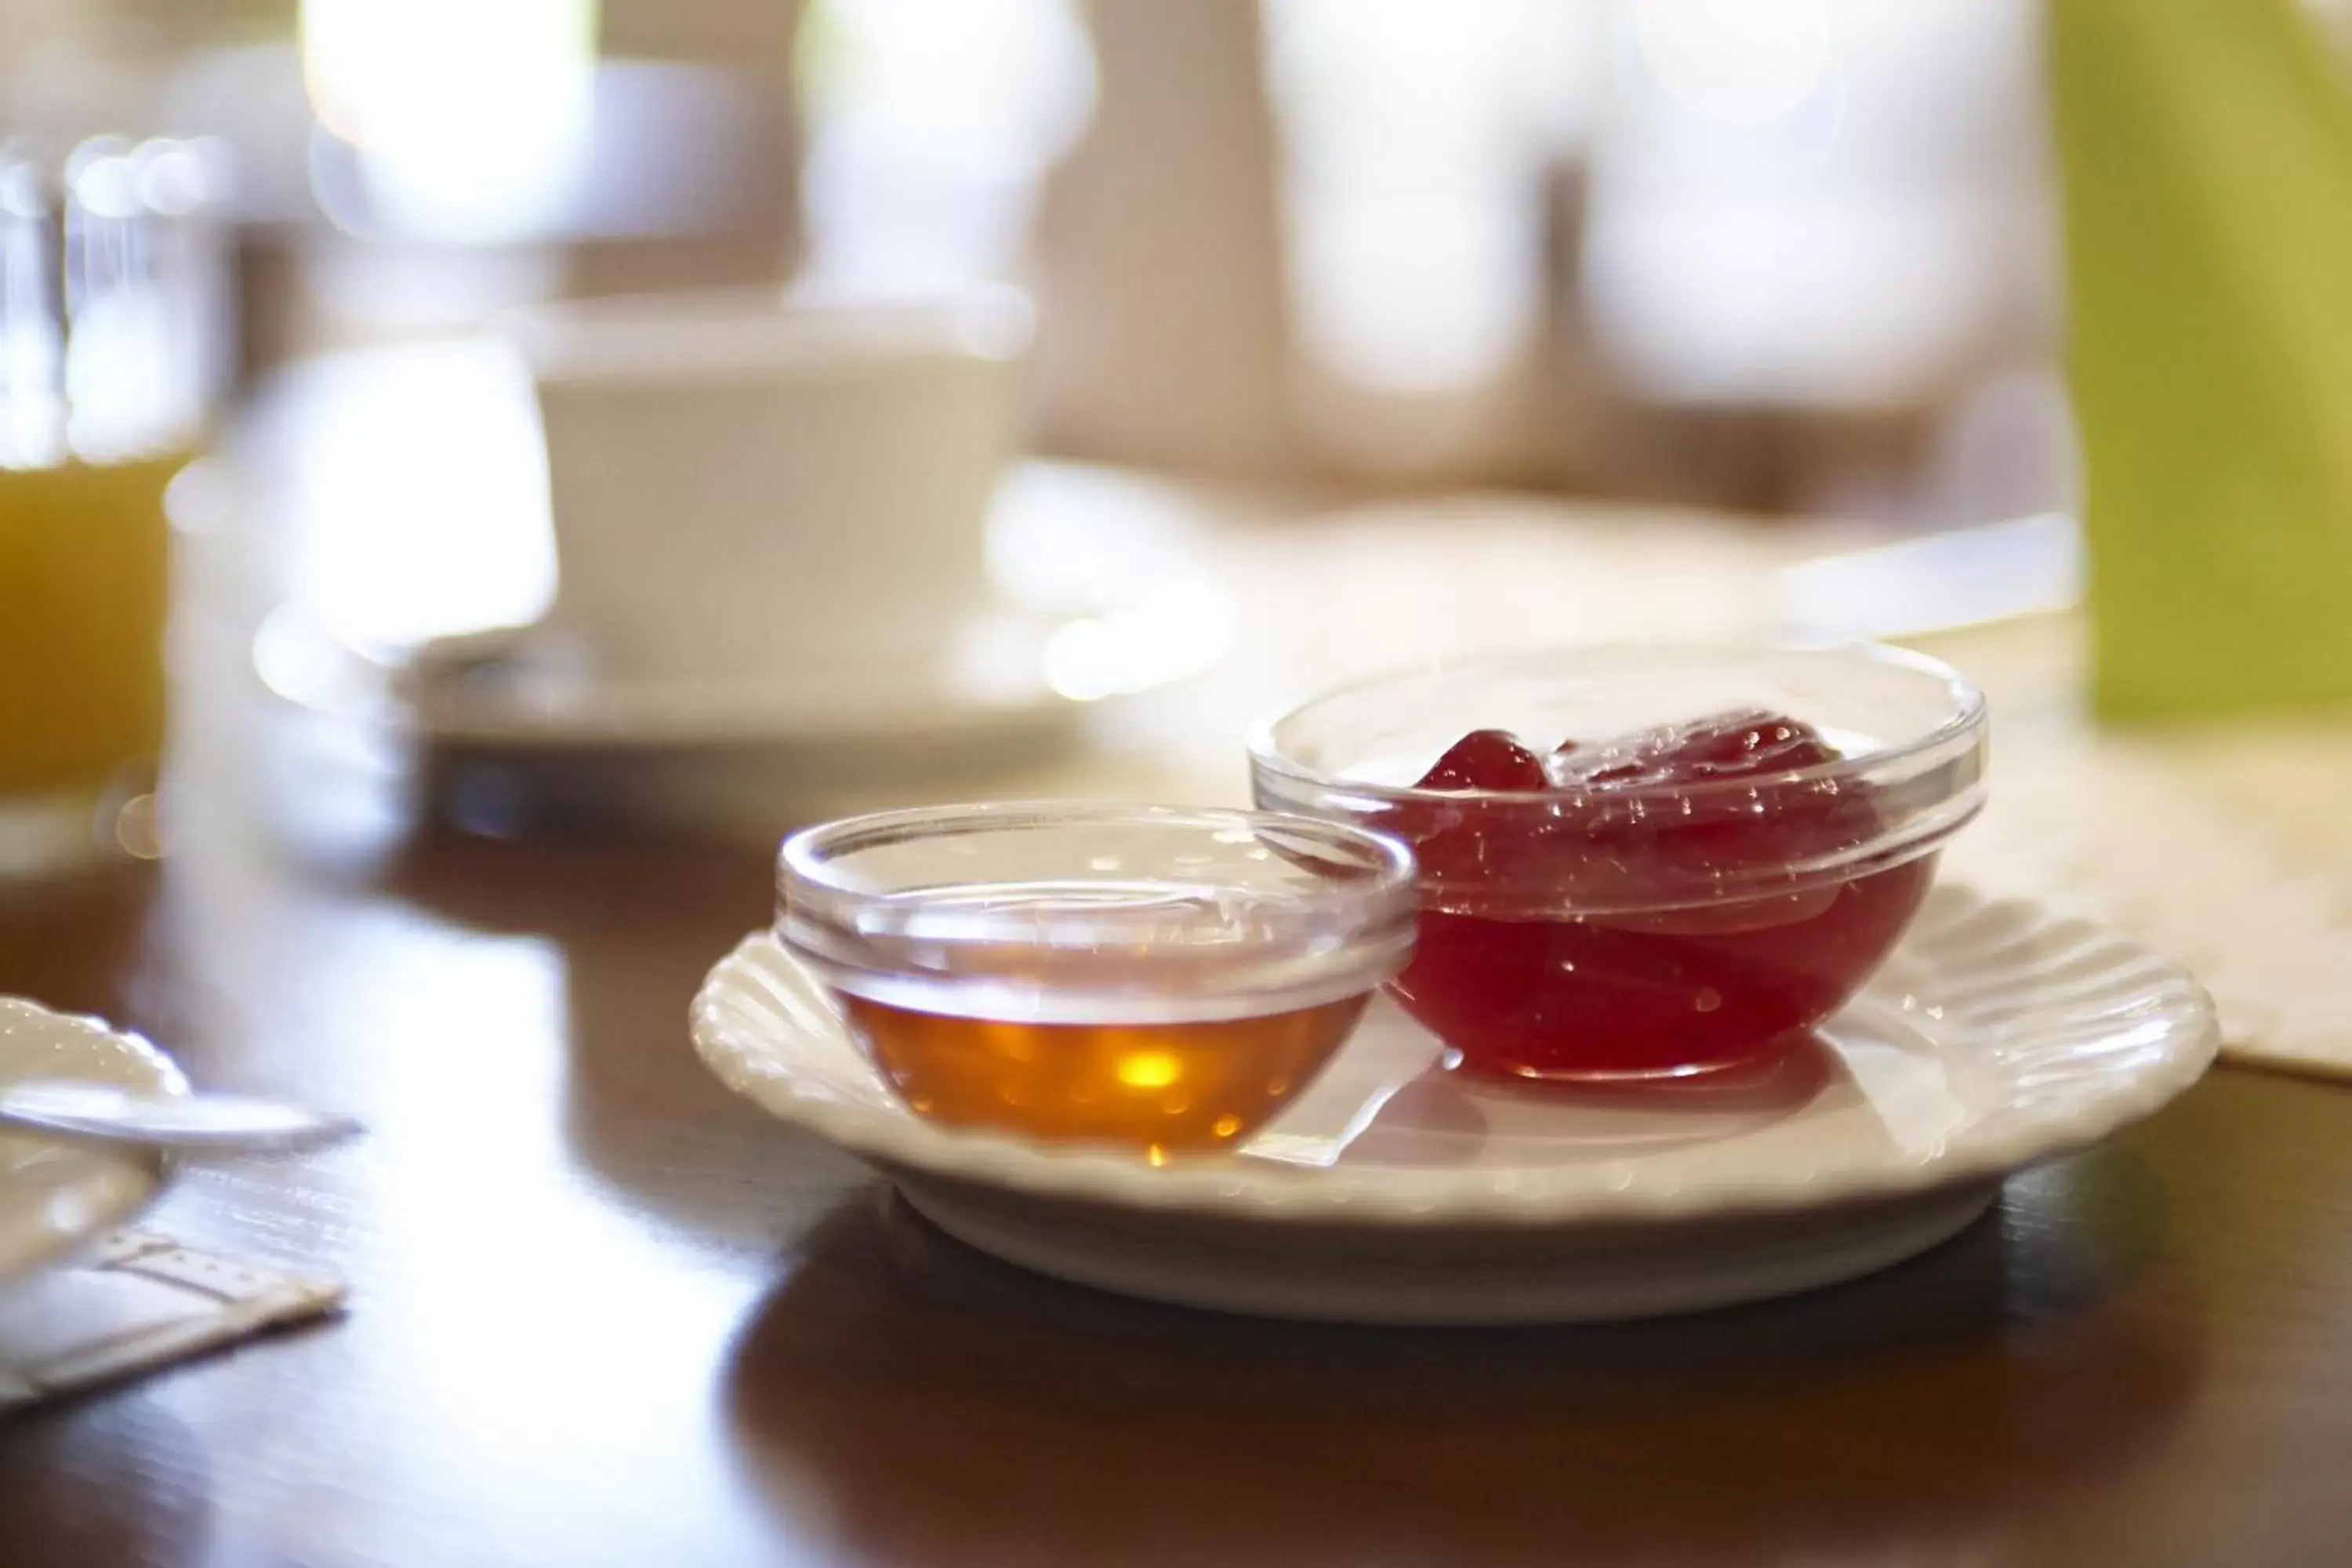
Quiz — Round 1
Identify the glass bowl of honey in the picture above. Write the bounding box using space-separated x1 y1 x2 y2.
1250 644 1988 1084
776 800 1417 1158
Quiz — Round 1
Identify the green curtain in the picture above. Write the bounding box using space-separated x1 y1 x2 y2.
2053 0 2352 719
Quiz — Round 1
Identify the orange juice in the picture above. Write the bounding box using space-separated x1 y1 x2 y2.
0 455 181 795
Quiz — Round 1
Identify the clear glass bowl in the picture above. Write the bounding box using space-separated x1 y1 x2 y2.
776 800 1415 1154
1250 644 1988 1083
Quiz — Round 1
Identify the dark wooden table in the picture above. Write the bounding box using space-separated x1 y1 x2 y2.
5 822 2352 1566
5 370 2352 1564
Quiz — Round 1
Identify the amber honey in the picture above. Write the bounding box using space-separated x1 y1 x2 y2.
842 992 1370 1159
781 803 1416 1162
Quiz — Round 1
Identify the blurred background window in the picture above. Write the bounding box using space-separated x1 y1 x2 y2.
1587 0 2042 410
1 0 2100 523
1264 0 1598 399
299 0 599 245
794 0 1094 296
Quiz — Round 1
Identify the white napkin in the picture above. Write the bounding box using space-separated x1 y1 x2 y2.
0 1232 343 1410
1950 732 2352 1082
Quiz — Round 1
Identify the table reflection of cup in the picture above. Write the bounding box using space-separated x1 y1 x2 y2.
0 137 227 880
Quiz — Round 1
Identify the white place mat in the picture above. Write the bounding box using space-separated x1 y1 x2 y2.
1891 615 2352 1083
1951 731 2352 1082
0 1232 343 1411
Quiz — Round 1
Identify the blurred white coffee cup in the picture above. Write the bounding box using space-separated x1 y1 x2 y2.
495 287 1028 688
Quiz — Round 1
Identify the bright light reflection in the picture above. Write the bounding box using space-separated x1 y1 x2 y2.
1632 0 1835 127
1115 1052 1183 1090
991 463 1235 701
1041 594 1233 703
301 0 597 243
276 340 557 649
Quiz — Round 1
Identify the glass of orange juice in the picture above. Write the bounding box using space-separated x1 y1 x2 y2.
0 137 223 880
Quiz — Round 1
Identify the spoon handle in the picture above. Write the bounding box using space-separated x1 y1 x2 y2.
0 1081 363 1156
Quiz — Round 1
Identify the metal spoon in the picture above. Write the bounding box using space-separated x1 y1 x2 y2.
0 1081 363 1156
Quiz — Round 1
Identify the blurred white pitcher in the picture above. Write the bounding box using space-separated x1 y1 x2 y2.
499 288 1027 687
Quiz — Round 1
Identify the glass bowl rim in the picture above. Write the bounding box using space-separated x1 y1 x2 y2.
1247 641 1987 808
778 798 1417 950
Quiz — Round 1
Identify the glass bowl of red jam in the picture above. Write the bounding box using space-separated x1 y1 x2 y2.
776 801 1417 1159
1250 644 1988 1083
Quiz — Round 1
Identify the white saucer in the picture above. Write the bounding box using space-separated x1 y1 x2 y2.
256 605 1180 843
0 999 186 1287
253 461 1234 757
254 606 1088 755
691 884 2219 1324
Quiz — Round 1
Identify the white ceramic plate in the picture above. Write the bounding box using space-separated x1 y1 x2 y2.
0 999 186 1286
692 884 2220 1323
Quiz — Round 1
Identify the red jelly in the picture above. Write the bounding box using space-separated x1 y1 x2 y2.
1385 710 1934 1081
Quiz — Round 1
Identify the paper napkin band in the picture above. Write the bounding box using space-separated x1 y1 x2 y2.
0 1232 343 1412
